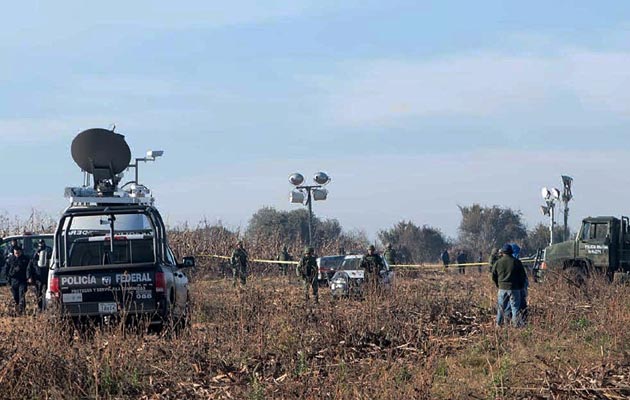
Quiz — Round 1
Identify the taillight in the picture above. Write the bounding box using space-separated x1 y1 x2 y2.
155 272 166 293
50 276 60 297
541 262 547 270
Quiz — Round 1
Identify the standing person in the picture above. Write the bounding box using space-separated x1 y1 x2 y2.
277 245 292 276
338 246 346 256
230 241 248 287
297 247 318 303
360 245 385 295
477 251 483 273
5 239 19 258
29 239 52 311
440 249 450 268
489 248 500 269
6 246 30 315
492 244 527 327
456 250 468 274
383 243 397 266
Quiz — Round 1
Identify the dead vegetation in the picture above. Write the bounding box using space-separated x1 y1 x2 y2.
0 266 626 399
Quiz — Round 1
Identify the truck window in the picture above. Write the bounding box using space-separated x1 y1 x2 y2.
581 222 608 241
67 239 155 267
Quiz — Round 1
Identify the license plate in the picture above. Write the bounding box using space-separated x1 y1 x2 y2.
62 293 83 303
98 302 117 314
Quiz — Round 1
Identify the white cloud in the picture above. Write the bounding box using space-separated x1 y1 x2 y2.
320 49 630 126
0 117 115 143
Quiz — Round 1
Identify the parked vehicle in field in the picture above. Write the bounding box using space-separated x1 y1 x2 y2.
317 255 345 282
46 128 195 332
0 233 53 285
329 254 395 298
542 215 630 282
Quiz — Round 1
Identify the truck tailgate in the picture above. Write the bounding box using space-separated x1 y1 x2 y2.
54 264 158 316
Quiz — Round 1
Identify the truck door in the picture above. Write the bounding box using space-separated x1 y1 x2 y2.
620 217 630 272
579 220 610 271
609 219 620 272
166 247 188 315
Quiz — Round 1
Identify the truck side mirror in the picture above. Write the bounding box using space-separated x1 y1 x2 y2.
181 256 196 268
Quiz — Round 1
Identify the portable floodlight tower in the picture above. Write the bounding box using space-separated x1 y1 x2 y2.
561 175 573 241
540 186 561 245
288 171 331 246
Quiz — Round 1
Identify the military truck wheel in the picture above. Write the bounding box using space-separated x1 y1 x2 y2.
562 260 590 286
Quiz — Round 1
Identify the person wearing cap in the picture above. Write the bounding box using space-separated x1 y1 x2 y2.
230 241 248 287
6 246 30 315
29 239 52 311
297 247 318 303
276 245 292 277
492 244 527 327
383 243 397 266
360 245 386 294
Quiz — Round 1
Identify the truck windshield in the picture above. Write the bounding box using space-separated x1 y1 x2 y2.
581 222 609 241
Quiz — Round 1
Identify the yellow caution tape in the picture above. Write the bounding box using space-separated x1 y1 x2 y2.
197 254 537 269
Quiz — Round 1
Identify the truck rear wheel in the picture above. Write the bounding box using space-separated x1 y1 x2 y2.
562 260 590 286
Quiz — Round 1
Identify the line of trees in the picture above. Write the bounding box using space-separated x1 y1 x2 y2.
0 204 566 263
168 203 568 263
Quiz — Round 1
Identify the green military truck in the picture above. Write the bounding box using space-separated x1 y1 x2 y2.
542 216 630 282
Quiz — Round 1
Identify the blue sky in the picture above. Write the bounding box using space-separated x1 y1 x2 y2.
2 1 630 239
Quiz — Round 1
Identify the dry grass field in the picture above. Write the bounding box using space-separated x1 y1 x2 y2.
0 265 628 399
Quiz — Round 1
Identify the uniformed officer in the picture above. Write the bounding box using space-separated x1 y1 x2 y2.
277 245 292 276
230 241 248 286
297 247 318 303
383 243 397 266
360 245 385 293
29 239 52 311
6 246 30 315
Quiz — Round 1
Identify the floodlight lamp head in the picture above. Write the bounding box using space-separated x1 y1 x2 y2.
552 188 561 200
289 190 305 204
562 175 573 186
289 173 304 186
313 171 331 186
541 187 550 200
312 188 328 201
146 150 164 159
540 206 550 216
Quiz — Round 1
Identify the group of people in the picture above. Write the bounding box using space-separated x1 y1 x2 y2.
229 241 392 304
231 240 528 327
1 239 52 315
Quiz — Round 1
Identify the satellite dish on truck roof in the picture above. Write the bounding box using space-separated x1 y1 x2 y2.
71 128 131 175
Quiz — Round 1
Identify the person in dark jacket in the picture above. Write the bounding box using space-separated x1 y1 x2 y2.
6 246 30 315
492 244 527 327
29 239 52 311
230 241 248 286
456 250 468 274
440 249 450 268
